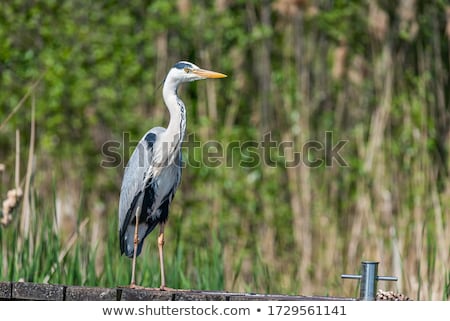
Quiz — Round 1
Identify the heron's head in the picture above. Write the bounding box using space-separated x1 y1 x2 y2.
167 61 227 84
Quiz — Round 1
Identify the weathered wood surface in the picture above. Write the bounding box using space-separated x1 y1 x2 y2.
13 282 65 301
0 281 354 301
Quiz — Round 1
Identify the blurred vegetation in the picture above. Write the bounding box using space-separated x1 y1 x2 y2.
1 0 449 300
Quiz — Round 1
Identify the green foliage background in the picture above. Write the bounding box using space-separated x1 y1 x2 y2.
1 0 449 300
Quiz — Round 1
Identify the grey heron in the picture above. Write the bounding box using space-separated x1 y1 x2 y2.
118 61 227 289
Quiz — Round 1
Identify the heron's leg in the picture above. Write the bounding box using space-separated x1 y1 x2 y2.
130 206 141 288
158 223 166 289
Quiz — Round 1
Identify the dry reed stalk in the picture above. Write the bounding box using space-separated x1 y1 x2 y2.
20 93 36 240
431 170 448 300
368 2 388 42
272 0 307 17
177 0 191 17
1 75 42 229
215 0 229 13
347 55 365 86
332 43 347 80
390 226 403 291
364 44 393 172
43 218 89 283
258 176 276 271
295 11 313 292
0 74 44 132
15 129 20 189
200 50 218 127
397 0 418 40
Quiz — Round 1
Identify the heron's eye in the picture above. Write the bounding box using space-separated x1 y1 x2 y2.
184 68 191 74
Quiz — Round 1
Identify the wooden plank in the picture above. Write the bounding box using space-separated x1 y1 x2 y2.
120 288 173 301
229 293 309 301
302 295 355 301
12 282 65 301
229 293 354 301
0 282 12 300
66 285 117 301
173 290 228 301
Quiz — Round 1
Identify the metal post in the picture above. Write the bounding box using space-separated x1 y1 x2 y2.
360 261 378 300
341 261 398 300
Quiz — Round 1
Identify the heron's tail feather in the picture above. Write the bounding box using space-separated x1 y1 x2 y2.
120 221 158 258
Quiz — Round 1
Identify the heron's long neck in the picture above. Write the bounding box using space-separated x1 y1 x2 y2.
162 81 186 155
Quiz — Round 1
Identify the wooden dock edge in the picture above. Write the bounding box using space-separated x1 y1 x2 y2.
0 281 354 301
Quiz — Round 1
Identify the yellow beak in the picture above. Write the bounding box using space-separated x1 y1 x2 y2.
192 69 227 79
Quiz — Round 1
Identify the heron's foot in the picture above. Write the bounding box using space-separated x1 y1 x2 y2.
159 285 172 291
129 284 145 290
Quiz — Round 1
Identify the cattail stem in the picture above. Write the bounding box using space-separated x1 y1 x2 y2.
15 130 20 190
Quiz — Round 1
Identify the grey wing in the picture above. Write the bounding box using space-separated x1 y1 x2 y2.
118 127 165 254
